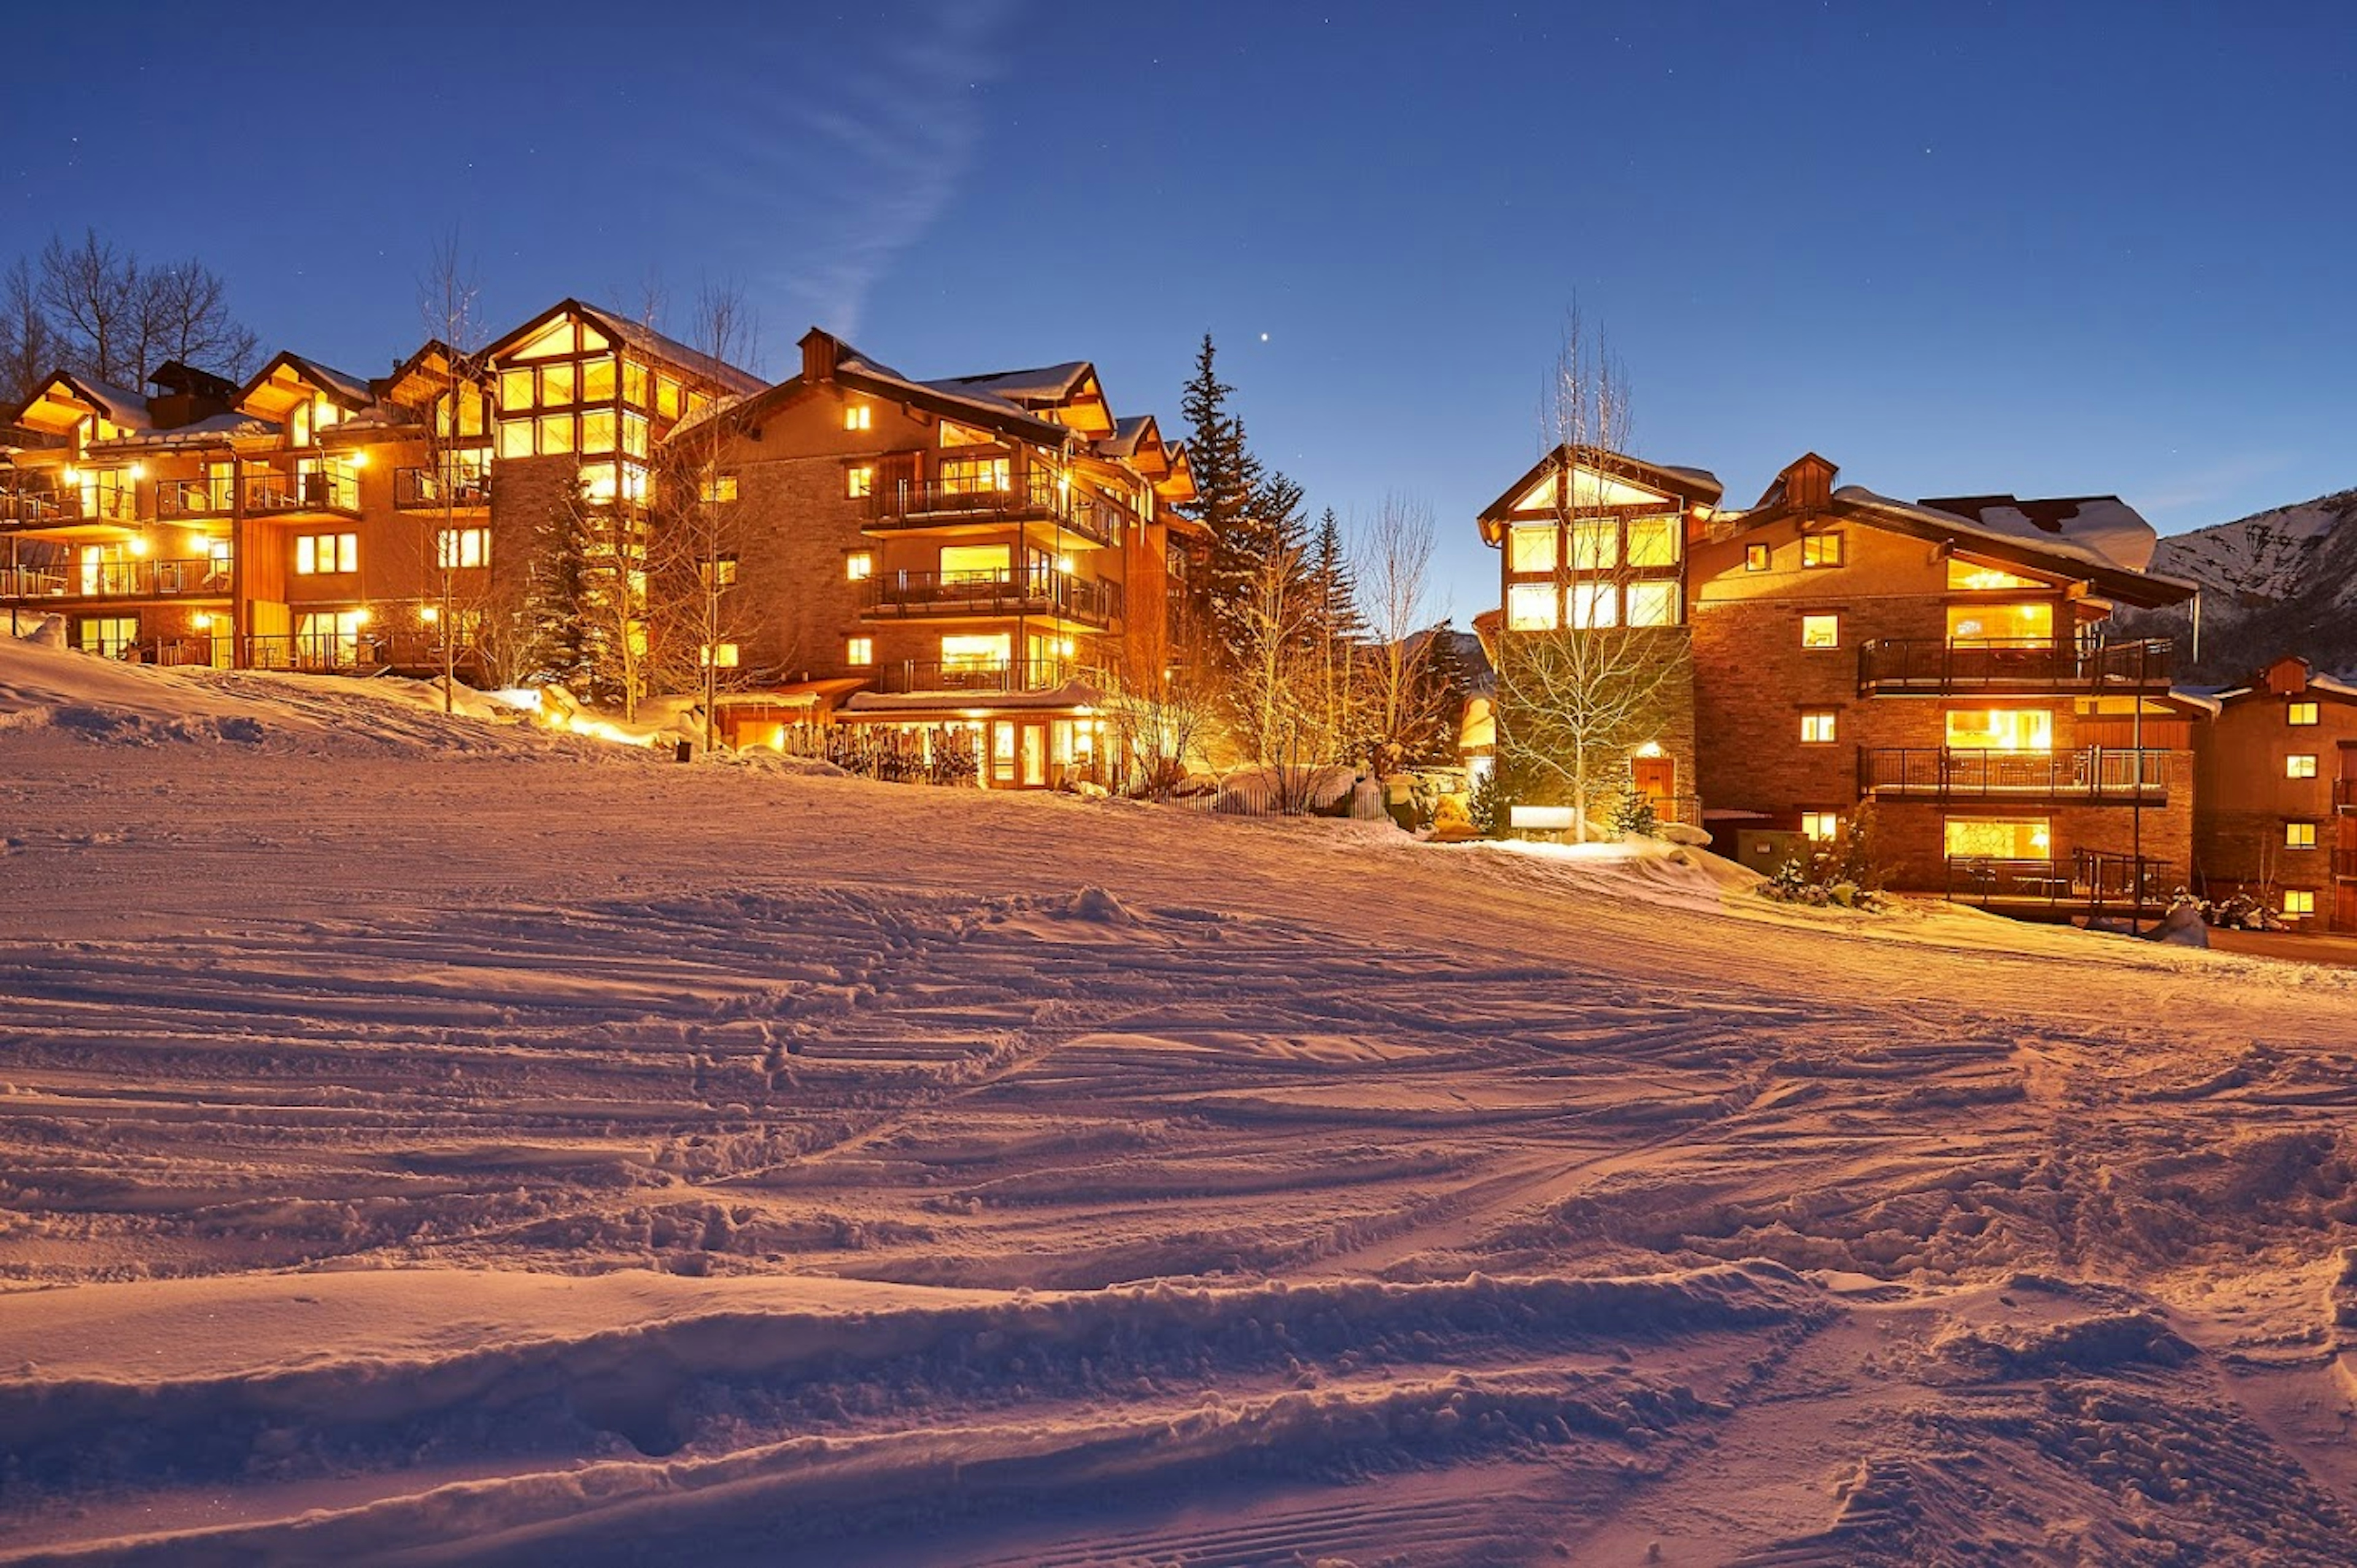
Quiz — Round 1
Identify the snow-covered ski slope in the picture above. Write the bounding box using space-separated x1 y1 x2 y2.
4 630 2357 1566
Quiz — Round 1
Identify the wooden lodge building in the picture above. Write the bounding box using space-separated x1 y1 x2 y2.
0 305 1199 793
1466 444 2352 923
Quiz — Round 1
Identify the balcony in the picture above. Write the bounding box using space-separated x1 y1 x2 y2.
2338 779 2357 813
1860 747 2169 803
155 479 235 520
864 474 1126 547
877 658 1099 696
861 568 1121 628
0 477 139 529
1857 638 2172 695
241 632 385 674
395 466 492 512
241 469 360 519
1945 851 2173 911
0 558 228 603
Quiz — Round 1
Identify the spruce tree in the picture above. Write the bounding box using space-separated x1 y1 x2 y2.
1307 508 1363 643
1179 335 1266 670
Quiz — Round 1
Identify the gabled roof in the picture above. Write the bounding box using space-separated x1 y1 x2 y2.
482 298 767 398
239 350 376 414
90 412 280 451
1097 413 1161 463
4 371 154 433
148 361 240 401
721 328 1074 450
2204 655 2357 708
1475 444 1724 544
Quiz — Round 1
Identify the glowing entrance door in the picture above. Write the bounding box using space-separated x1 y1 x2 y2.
1019 723 1046 788
1631 755 1676 813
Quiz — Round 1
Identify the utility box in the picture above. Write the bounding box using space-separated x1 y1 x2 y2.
1738 829 1809 875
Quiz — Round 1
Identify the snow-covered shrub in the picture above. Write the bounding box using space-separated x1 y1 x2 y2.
1609 786 1658 840
1466 770 1500 838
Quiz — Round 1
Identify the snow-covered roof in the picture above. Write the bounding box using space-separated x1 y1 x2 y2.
581 304 767 398
1096 414 1159 461
838 681 1101 717
1918 493 2160 573
90 412 280 450
282 353 374 408
1832 487 2197 607
834 346 1070 445
932 361 1093 405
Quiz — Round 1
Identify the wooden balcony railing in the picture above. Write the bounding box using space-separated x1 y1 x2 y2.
2337 779 2357 812
395 466 492 511
240 469 360 518
1860 747 2169 803
861 568 1121 627
864 474 1127 546
241 632 384 673
0 558 228 602
1857 638 2172 694
878 657 1100 695
74 635 221 668
1945 850 2173 910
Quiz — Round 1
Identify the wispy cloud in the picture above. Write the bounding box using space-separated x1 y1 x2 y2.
690 1 1021 342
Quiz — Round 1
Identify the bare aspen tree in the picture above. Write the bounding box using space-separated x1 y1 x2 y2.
653 279 759 752
33 230 256 388
415 232 487 713
1355 491 1439 776
1232 533 1323 808
0 260 56 407
1495 306 1684 837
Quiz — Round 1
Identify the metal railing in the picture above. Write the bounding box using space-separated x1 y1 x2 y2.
2337 779 2357 812
864 474 1128 545
880 657 1100 695
240 469 360 517
861 568 1121 626
241 632 386 673
0 558 226 601
1860 747 2169 803
395 466 492 511
0 477 139 527
155 479 234 520
1857 638 2172 693
1945 850 2174 911
74 635 222 668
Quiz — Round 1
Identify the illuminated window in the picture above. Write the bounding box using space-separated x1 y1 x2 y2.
1801 532 1844 568
1945 817 2050 859
2288 754 2318 779
289 400 312 447
2286 822 2318 849
581 410 616 455
940 420 990 447
538 414 575 455
499 367 535 412
540 362 575 406
498 419 534 459
1945 709 2053 751
701 474 739 504
844 404 872 431
1507 524 1557 573
2286 890 2316 916
1745 543 1771 571
1570 519 1620 571
581 357 617 402
848 465 874 499
846 552 873 581
622 361 649 408
1625 581 1678 627
76 615 137 658
622 412 649 459
939 456 1008 495
700 555 738 588
1946 560 2046 591
846 636 873 666
1801 613 1840 649
1800 711 1838 744
656 377 682 419
1506 581 1558 630
2289 701 2320 726
1946 602 2053 644
295 533 357 574
1626 516 1679 568
940 543 1010 581
1801 811 1841 842
1569 581 1618 628
435 528 489 570
700 643 740 669
942 632 1012 670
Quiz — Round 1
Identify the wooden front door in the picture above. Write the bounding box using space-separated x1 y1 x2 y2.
1631 755 1676 806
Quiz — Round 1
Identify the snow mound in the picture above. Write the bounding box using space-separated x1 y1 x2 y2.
1065 884 1137 924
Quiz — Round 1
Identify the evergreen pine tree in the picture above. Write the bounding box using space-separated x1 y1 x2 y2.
1179 335 1266 670
1307 508 1363 643
522 495 590 688
1409 624 1475 764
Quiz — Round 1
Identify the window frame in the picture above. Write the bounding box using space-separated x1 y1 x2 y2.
1800 531 1844 569
1800 709 1838 745
1800 612 1841 649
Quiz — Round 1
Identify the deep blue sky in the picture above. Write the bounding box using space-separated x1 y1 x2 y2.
10 2 2353 617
